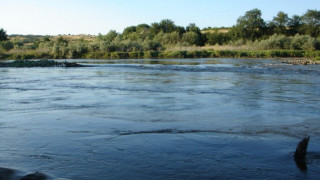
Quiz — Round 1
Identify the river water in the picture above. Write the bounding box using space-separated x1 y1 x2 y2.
0 58 320 179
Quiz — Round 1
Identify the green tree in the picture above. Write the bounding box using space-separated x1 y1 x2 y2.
122 26 137 38
271 11 289 35
161 32 181 45
186 23 201 34
159 19 176 33
301 10 320 37
288 15 302 36
186 23 205 45
136 24 150 32
231 8 266 41
175 26 186 36
0 28 8 41
150 22 161 37
182 32 201 46
206 31 230 45
135 24 151 40
104 30 118 43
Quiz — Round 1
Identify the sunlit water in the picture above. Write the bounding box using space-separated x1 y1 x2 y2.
0 58 320 179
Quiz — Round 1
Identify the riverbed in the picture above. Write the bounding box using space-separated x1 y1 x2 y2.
0 58 320 179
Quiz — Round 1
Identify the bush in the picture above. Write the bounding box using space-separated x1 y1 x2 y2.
255 34 292 50
290 34 319 50
182 32 201 46
0 41 14 51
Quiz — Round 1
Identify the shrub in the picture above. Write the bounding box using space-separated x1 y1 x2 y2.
0 41 14 51
290 34 319 50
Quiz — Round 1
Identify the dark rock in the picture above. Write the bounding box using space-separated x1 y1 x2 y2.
294 136 310 172
295 136 310 160
20 172 48 180
0 167 15 180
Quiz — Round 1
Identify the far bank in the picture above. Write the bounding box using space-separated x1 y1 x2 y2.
1 50 320 64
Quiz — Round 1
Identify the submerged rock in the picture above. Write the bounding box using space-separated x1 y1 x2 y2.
21 172 49 180
0 60 85 68
0 167 69 180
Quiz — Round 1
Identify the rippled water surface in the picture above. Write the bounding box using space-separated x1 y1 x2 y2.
1 58 320 179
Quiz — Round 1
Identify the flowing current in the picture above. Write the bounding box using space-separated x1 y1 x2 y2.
0 58 320 179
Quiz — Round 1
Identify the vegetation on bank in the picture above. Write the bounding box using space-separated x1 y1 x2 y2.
0 9 320 60
1 50 319 60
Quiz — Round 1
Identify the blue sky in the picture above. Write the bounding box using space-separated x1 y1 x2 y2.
0 0 319 35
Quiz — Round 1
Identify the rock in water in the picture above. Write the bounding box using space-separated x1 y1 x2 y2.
0 167 16 180
20 172 49 180
295 136 310 161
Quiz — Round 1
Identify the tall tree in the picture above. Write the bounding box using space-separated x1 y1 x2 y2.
288 15 302 35
186 23 204 45
182 32 202 46
122 26 137 38
231 9 266 41
301 10 320 37
159 19 176 33
150 22 161 37
175 26 186 36
0 28 8 41
104 30 118 43
186 23 201 34
136 24 150 32
271 11 289 35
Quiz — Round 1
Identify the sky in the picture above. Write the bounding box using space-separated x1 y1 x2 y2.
0 0 319 35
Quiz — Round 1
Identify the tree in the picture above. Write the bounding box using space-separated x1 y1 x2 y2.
136 24 151 40
159 19 176 33
301 10 320 37
150 22 161 37
136 24 150 32
175 26 186 36
0 28 8 41
186 23 205 45
161 32 181 45
271 11 289 35
206 31 231 45
288 15 302 36
182 32 201 46
231 9 266 41
122 26 137 38
104 30 118 43
186 23 201 34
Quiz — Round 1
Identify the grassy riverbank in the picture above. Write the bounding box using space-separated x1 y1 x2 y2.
1 49 320 61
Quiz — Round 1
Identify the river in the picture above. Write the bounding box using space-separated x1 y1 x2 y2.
0 58 319 179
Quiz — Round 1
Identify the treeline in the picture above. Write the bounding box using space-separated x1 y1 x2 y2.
0 9 320 60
